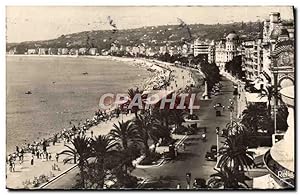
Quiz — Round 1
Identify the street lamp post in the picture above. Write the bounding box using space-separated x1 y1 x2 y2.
273 71 278 134
228 99 234 125
216 127 220 162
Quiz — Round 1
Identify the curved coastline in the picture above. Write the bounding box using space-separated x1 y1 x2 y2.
6 54 196 189
6 55 176 154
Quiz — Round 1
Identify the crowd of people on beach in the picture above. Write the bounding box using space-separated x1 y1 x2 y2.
7 60 173 174
6 107 126 173
6 58 194 190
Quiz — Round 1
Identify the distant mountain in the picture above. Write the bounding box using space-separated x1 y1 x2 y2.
7 21 263 53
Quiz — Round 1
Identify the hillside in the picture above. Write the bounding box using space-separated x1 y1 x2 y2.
7 21 263 53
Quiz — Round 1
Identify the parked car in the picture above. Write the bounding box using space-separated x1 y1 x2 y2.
193 178 207 189
210 145 217 153
205 151 217 161
205 145 218 161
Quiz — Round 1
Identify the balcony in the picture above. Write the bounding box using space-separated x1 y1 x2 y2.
263 150 295 189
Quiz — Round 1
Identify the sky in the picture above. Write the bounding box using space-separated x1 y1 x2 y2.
6 6 294 43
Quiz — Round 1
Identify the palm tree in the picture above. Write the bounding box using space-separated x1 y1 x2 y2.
152 109 171 128
133 113 154 157
60 135 91 188
241 104 274 135
90 135 119 188
223 121 246 136
151 123 170 152
260 85 281 113
109 120 137 150
207 167 250 189
109 120 140 173
218 133 254 174
128 87 143 118
170 109 186 131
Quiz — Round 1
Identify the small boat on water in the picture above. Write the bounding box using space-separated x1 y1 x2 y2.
25 90 32 95
82 72 88 75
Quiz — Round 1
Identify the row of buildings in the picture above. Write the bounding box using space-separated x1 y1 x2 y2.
21 47 99 56
251 12 294 189
221 12 294 189
109 43 192 57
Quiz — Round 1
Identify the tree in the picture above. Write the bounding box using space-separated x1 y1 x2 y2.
224 55 244 79
152 109 171 128
133 113 154 157
128 88 143 118
218 133 254 174
89 135 119 188
241 104 274 135
109 120 140 173
200 61 221 91
109 120 137 150
276 104 289 132
207 167 250 189
259 85 278 113
170 109 186 131
223 121 246 136
60 135 91 188
260 85 289 132
151 123 171 150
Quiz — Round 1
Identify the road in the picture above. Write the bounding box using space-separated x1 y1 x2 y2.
132 77 237 189
44 77 237 189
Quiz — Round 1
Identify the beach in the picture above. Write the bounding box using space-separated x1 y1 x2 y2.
6 55 196 189
6 55 152 153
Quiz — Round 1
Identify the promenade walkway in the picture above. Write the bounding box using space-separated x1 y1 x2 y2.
6 113 134 189
220 71 247 119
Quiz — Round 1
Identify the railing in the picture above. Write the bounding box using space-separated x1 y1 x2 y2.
263 150 295 189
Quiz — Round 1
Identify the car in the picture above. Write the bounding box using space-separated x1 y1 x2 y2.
210 145 217 153
205 151 217 161
193 178 207 189
215 103 222 107
185 114 199 120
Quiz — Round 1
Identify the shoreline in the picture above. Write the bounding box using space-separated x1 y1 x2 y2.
6 55 196 189
6 55 182 155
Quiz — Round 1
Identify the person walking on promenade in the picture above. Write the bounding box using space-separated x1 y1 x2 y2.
12 161 15 172
42 140 47 153
48 153 52 161
16 146 19 153
53 134 57 146
55 153 59 162
31 155 34 165
20 148 24 161
45 152 49 161
40 151 44 159
36 150 40 159
8 159 13 172
18 152 22 164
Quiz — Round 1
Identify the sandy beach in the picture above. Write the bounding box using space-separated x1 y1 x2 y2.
6 55 196 189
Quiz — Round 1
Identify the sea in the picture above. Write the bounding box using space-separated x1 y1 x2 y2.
6 56 150 153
